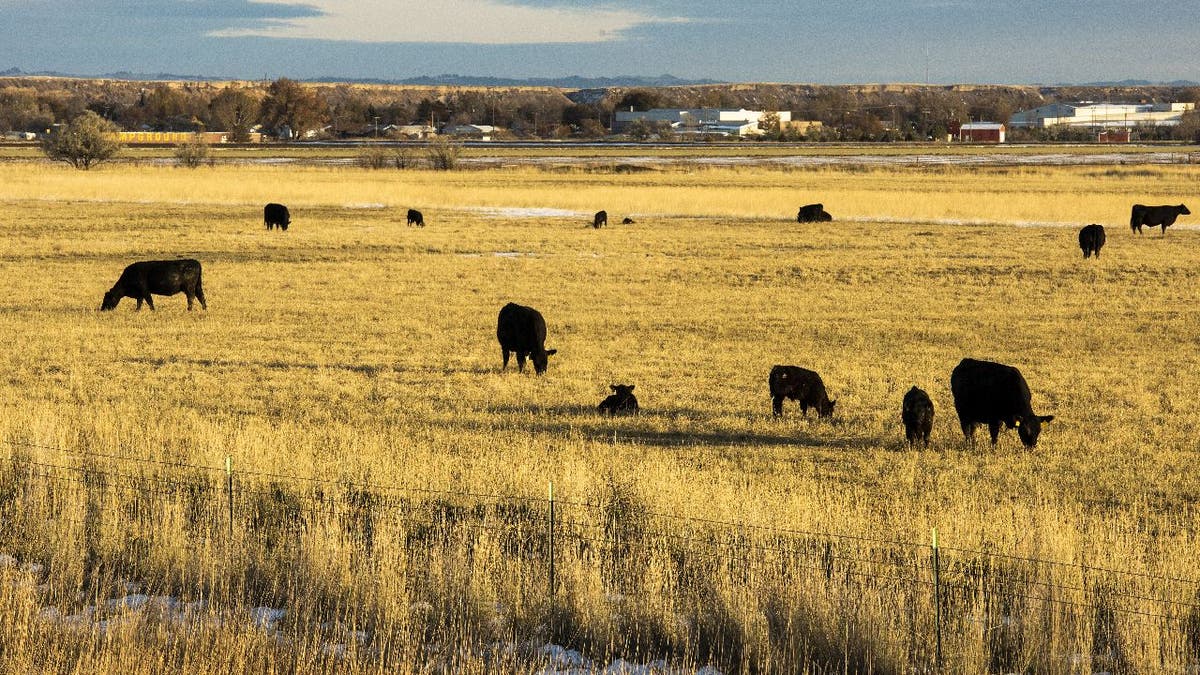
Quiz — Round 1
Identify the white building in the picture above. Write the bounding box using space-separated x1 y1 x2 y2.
612 108 792 136
442 124 496 140
1009 101 1194 129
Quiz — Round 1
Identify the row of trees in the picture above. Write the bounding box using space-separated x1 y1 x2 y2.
6 77 1200 142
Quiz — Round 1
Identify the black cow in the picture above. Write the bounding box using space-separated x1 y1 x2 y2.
407 209 425 227
1078 224 1106 259
496 303 557 375
592 210 607 229
901 386 934 448
264 203 290 231
598 384 639 415
950 358 1053 448
1130 204 1190 235
621 217 635 224
797 203 833 223
100 259 206 311
769 365 836 417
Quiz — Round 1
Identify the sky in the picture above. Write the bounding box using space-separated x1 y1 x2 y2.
2 0 1199 84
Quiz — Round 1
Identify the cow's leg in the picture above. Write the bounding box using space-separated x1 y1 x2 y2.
772 395 784 416
144 295 155 311
960 422 975 445
501 349 510 370
196 286 207 310
988 421 1001 444
516 352 527 372
185 292 194 311
135 297 143 311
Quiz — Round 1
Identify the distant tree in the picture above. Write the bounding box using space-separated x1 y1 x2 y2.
758 111 781 138
208 87 261 142
0 86 54 133
577 118 608 138
174 133 211 168
41 111 122 169
259 78 326 139
426 136 462 170
1172 110 1200 142
614 89 661 112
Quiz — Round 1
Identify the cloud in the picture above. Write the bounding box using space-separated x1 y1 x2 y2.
209 0 684 44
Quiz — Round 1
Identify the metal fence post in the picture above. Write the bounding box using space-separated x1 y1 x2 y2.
548 480 556 601
932 527 943 673
225 456 234 540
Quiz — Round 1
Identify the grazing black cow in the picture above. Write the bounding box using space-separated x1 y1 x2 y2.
1130 204 1190 235
901 386 934 448
621 217 635 224
797 203 833 223
950 358 1053 448
264 203 290 231
100 259 206 311
598 384 639 415
769 365 836 417
407 209 425 227
496 303 557 375
1078 224 1106 259
592 210 607 229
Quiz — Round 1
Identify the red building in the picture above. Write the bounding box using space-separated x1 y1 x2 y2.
958 122 1006 143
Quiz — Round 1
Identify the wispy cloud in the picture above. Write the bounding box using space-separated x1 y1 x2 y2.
210 0 686 44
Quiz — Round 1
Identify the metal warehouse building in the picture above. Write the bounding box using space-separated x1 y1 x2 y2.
612 108 792 136
1009 101 1194 129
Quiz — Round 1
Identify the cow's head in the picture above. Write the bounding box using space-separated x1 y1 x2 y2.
610 384 635 398
817 397 836 418
100 290 120 311
532 348 557 375
1015 415 1054 447
1180 204 1191 215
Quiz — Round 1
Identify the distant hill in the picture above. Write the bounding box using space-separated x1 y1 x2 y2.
0 67 721 88
1076 79 1199 87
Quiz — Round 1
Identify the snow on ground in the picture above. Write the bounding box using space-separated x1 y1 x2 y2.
461 206 590 219
534 644 723 674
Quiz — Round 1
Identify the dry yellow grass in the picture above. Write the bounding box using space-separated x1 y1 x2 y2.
0 159 1198 673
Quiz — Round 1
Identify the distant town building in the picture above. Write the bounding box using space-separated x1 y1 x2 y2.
115 131 262 144
957 122 1006 143
612 108 793 136
1009 102 1194 129
384 124 436 139
1097 129 1132 143
442 124 496 140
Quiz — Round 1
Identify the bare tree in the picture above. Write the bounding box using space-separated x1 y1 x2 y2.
259 78 327 139
41 111 122 169
208 87 261 143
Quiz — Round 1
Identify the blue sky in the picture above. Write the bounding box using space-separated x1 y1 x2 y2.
2 0 1199 83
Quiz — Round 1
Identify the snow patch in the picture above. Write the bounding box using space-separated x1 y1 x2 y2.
462 206 590 219
344 202 388 210
250 606 287 630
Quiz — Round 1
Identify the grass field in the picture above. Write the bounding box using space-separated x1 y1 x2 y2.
0 158 1198 673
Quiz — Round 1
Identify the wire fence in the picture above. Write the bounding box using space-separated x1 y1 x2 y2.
2 438 1198 670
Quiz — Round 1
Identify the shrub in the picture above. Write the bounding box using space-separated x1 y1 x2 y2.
174 134 211 168
40 111 122 169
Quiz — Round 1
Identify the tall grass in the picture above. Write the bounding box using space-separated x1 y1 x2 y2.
0 160 1198 672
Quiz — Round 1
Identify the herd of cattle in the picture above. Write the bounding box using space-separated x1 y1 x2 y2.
96 198 1194 448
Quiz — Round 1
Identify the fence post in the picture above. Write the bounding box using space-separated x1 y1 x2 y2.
225 456 234 540
548 480 556 601
932 527 943 673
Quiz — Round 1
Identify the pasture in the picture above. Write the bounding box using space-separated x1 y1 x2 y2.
0 159 1198 673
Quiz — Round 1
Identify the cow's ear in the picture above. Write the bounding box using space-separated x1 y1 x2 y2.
1039 415 1054 424
545 349 557 356
610 385 619 392
628 385 634 391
